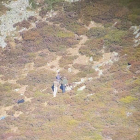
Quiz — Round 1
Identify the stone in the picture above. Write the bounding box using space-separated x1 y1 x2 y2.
68 68 72 72
77 85 86 91
65 0 80 2
89 56 93 62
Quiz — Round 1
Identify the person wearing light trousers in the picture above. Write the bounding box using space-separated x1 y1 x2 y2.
53 80 59 97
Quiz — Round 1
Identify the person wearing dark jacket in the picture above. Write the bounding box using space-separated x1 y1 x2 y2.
61 77 68 93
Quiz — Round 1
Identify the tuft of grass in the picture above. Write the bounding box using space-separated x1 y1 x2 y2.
120 96 138 103
56 31 74 38
93 132 103 140
68 119 79 126
0 83 12 92
34 91 46 97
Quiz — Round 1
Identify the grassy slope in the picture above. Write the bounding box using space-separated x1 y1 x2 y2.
0 0 140 139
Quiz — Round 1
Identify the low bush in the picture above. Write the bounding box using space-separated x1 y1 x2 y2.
104 29 126 46
13 20 31 29
29 0 38 9
73 63 96 77
112 127 136 140
115 7 129 19
51 12 87 35
86 27 107 38
128 14 140 25
79 38 103 60
17 69 55 90
59 55 78 67
22 30 40 41
120 96 138 103
0 83 12 92
64 21 87 35
34 52 56 67
0 1 9 16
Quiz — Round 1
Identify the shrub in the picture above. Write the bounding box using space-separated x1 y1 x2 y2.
79 38 103 60
29 0 38 9
59 55 78 67
56 31 74 38
86 27 107 38
34 53 56 67
112 127 136 140
128 14 140 25
115 7 129 18
104 29 126 46
73 63 96 77
132 112 140 126
0 1 9 16
47 44 67 52
79 3 111 25
44 0 64 10
22 30 40 41
68 119 79 126
115 20 132 31
17 69 55 90
0 83 12 92
13 20 31 29
34 91 46 97
120 96 138 103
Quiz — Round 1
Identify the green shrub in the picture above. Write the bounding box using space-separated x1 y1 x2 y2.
68 119 79 126
48 45 67 52
104 29 126 45
86 27 107 38
118 0 133 6
56 31 74 38
45 0 64 10
128 14 140 25
17 69 55 89
64 21 87 35
79 38 103 60
34 91 46 97
120 96 137 103
73 64 96 77
29 0 38 9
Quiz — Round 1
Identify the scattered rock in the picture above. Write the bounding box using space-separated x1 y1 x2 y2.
77 85 86 91
89 56 93 62
0 0 36 48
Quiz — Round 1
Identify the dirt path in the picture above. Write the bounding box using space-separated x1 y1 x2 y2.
0 105 14 118
67 35 89 65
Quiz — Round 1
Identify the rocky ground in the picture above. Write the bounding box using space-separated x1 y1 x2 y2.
0 0 140 140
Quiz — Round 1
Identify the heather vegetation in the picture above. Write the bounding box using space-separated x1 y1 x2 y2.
0 0 140 139
79 38 103 60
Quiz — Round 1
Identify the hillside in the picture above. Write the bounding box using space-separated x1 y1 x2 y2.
0 0 140 140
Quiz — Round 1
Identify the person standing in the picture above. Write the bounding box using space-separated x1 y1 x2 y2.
61 77 68 93
56 72 61 84
53 80 59 97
